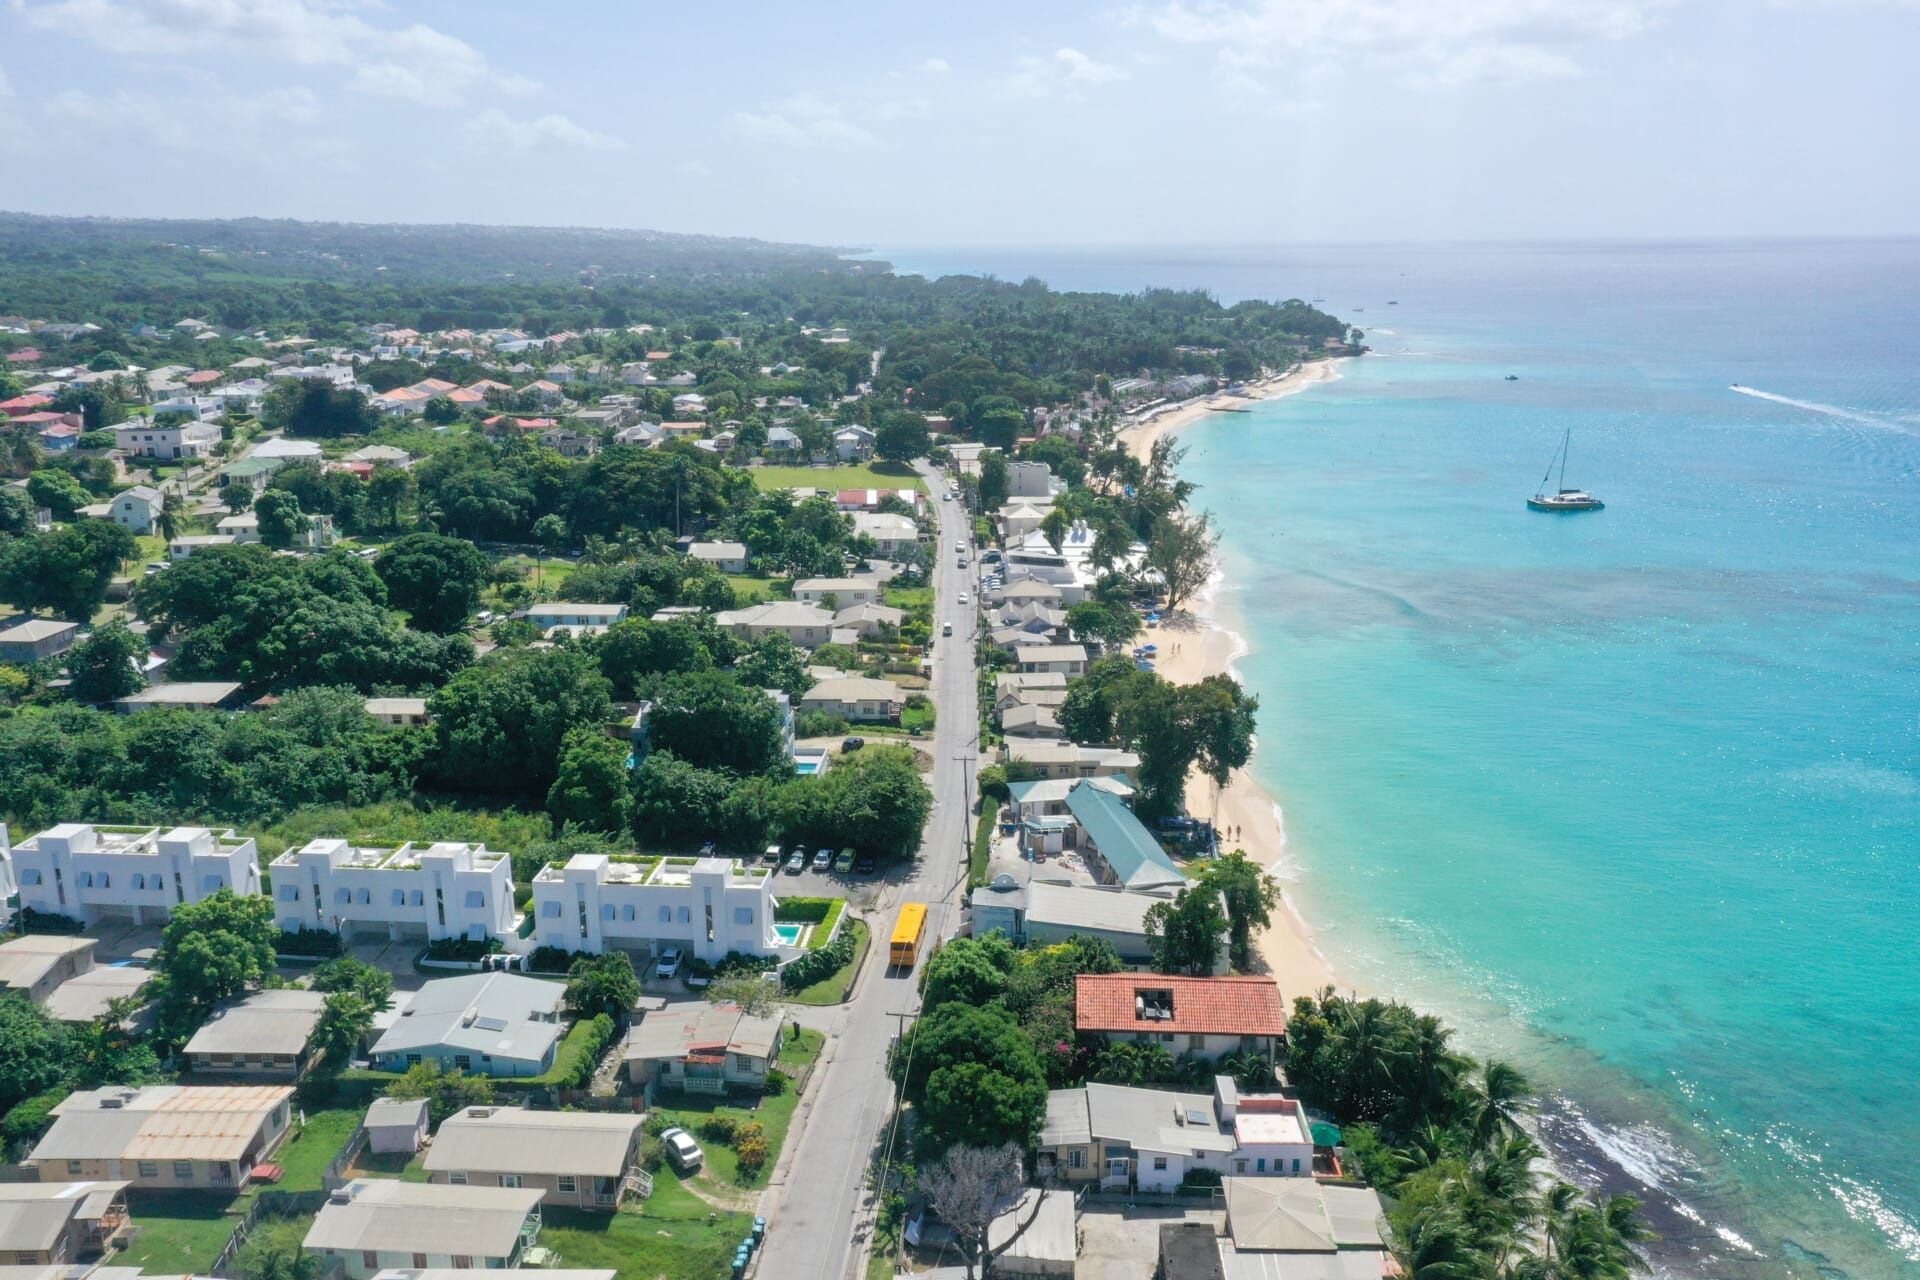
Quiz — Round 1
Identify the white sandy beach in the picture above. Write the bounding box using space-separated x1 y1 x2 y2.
1119 360 1350 1004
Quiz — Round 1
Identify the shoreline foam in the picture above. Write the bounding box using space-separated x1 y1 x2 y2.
1119 358 1349 1005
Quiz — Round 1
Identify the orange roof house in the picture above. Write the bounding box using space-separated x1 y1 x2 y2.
1075 974 1287 1047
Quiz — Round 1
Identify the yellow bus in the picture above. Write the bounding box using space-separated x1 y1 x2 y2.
890 902 928 970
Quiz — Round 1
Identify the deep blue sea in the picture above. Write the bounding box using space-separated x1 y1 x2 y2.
884 242 1920 1278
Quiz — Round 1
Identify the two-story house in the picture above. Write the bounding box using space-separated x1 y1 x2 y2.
269 839 516 945
1075 974 1287 1064
530 855 783 964
9 823 263 927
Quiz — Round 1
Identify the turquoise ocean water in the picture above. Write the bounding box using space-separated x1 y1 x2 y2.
886 242 1920 1278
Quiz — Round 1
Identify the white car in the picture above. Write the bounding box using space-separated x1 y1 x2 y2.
660 1127 703 1173
941 491 952 501
654 947 684 980
958 593 968 605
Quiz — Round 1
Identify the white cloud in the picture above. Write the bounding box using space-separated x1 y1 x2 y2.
14 0 533 106
733 94 879 148
1127 0 1660 88
1004 47 1129 97
42 80 323 148
920 57 952 74
467 109 623 153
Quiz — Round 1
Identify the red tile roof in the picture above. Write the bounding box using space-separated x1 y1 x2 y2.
184 369 224 385
1075 974 1287 1038
5 348 42 364
1 393 53 414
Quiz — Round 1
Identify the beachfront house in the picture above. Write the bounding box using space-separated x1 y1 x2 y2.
1075 973 1287 1063
1061 779 1186 891
1036 1077 1315 1190
1003 741 1141 782
1219 1177 1391 1274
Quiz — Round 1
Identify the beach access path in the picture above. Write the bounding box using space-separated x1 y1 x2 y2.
1119 359 1347 1004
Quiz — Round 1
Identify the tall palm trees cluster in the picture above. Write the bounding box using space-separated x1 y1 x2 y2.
1287 989 1654 1280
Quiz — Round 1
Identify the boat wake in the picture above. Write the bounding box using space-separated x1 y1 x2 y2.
1728 384 1916 434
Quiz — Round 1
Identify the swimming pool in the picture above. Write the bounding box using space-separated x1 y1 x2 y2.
772 923 805 946
794 760 822 776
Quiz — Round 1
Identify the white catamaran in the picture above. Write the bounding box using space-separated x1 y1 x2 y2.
1528 429 1604 512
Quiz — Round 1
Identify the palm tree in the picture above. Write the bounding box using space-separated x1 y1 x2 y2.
1468 1059 1536 1151
153 492 180 544
1394 1206 1485 1280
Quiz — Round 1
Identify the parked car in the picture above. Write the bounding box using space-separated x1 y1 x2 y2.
763 844 784 864
784 851 806 874
854 855 876 875
812 847 832 871
660 1127 703 1173
655 947 684 980
834 848 856 874
842 736 865 753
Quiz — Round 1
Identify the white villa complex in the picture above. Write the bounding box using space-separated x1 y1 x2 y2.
270 839 517 944
531 855 787 963
7 824 262 926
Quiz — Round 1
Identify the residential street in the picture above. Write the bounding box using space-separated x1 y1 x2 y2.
759 463 978 1280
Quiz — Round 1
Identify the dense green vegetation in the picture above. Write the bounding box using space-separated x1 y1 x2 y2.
1288 991 1654 1279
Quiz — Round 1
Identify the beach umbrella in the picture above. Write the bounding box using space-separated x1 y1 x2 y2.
1141 643 1158 652
1311 1122 1344 1148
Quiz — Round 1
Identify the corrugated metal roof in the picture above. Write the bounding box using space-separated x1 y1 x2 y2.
32 1085 291 1163
423 1107 641 1178
303 1181 541 1257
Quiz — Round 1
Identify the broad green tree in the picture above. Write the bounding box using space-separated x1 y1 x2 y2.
375 532 489 633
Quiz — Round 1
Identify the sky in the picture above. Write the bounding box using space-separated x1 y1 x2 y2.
0 0 1916 247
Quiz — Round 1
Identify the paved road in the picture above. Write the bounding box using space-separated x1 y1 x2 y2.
762 464 979 1280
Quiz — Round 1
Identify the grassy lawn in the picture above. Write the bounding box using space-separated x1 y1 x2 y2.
258 1105 362 1193
725 573 780 603
648 1027 824 1189
539 1177 750 1280
882 584 933 611
784 920 868 1006
901 700 936 733
117 1190 245 1274
747 463 925 493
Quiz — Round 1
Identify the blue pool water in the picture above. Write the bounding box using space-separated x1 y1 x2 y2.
772 923 806 946
889 240 1920 1279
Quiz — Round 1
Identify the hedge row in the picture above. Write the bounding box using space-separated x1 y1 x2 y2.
781 924 856 991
